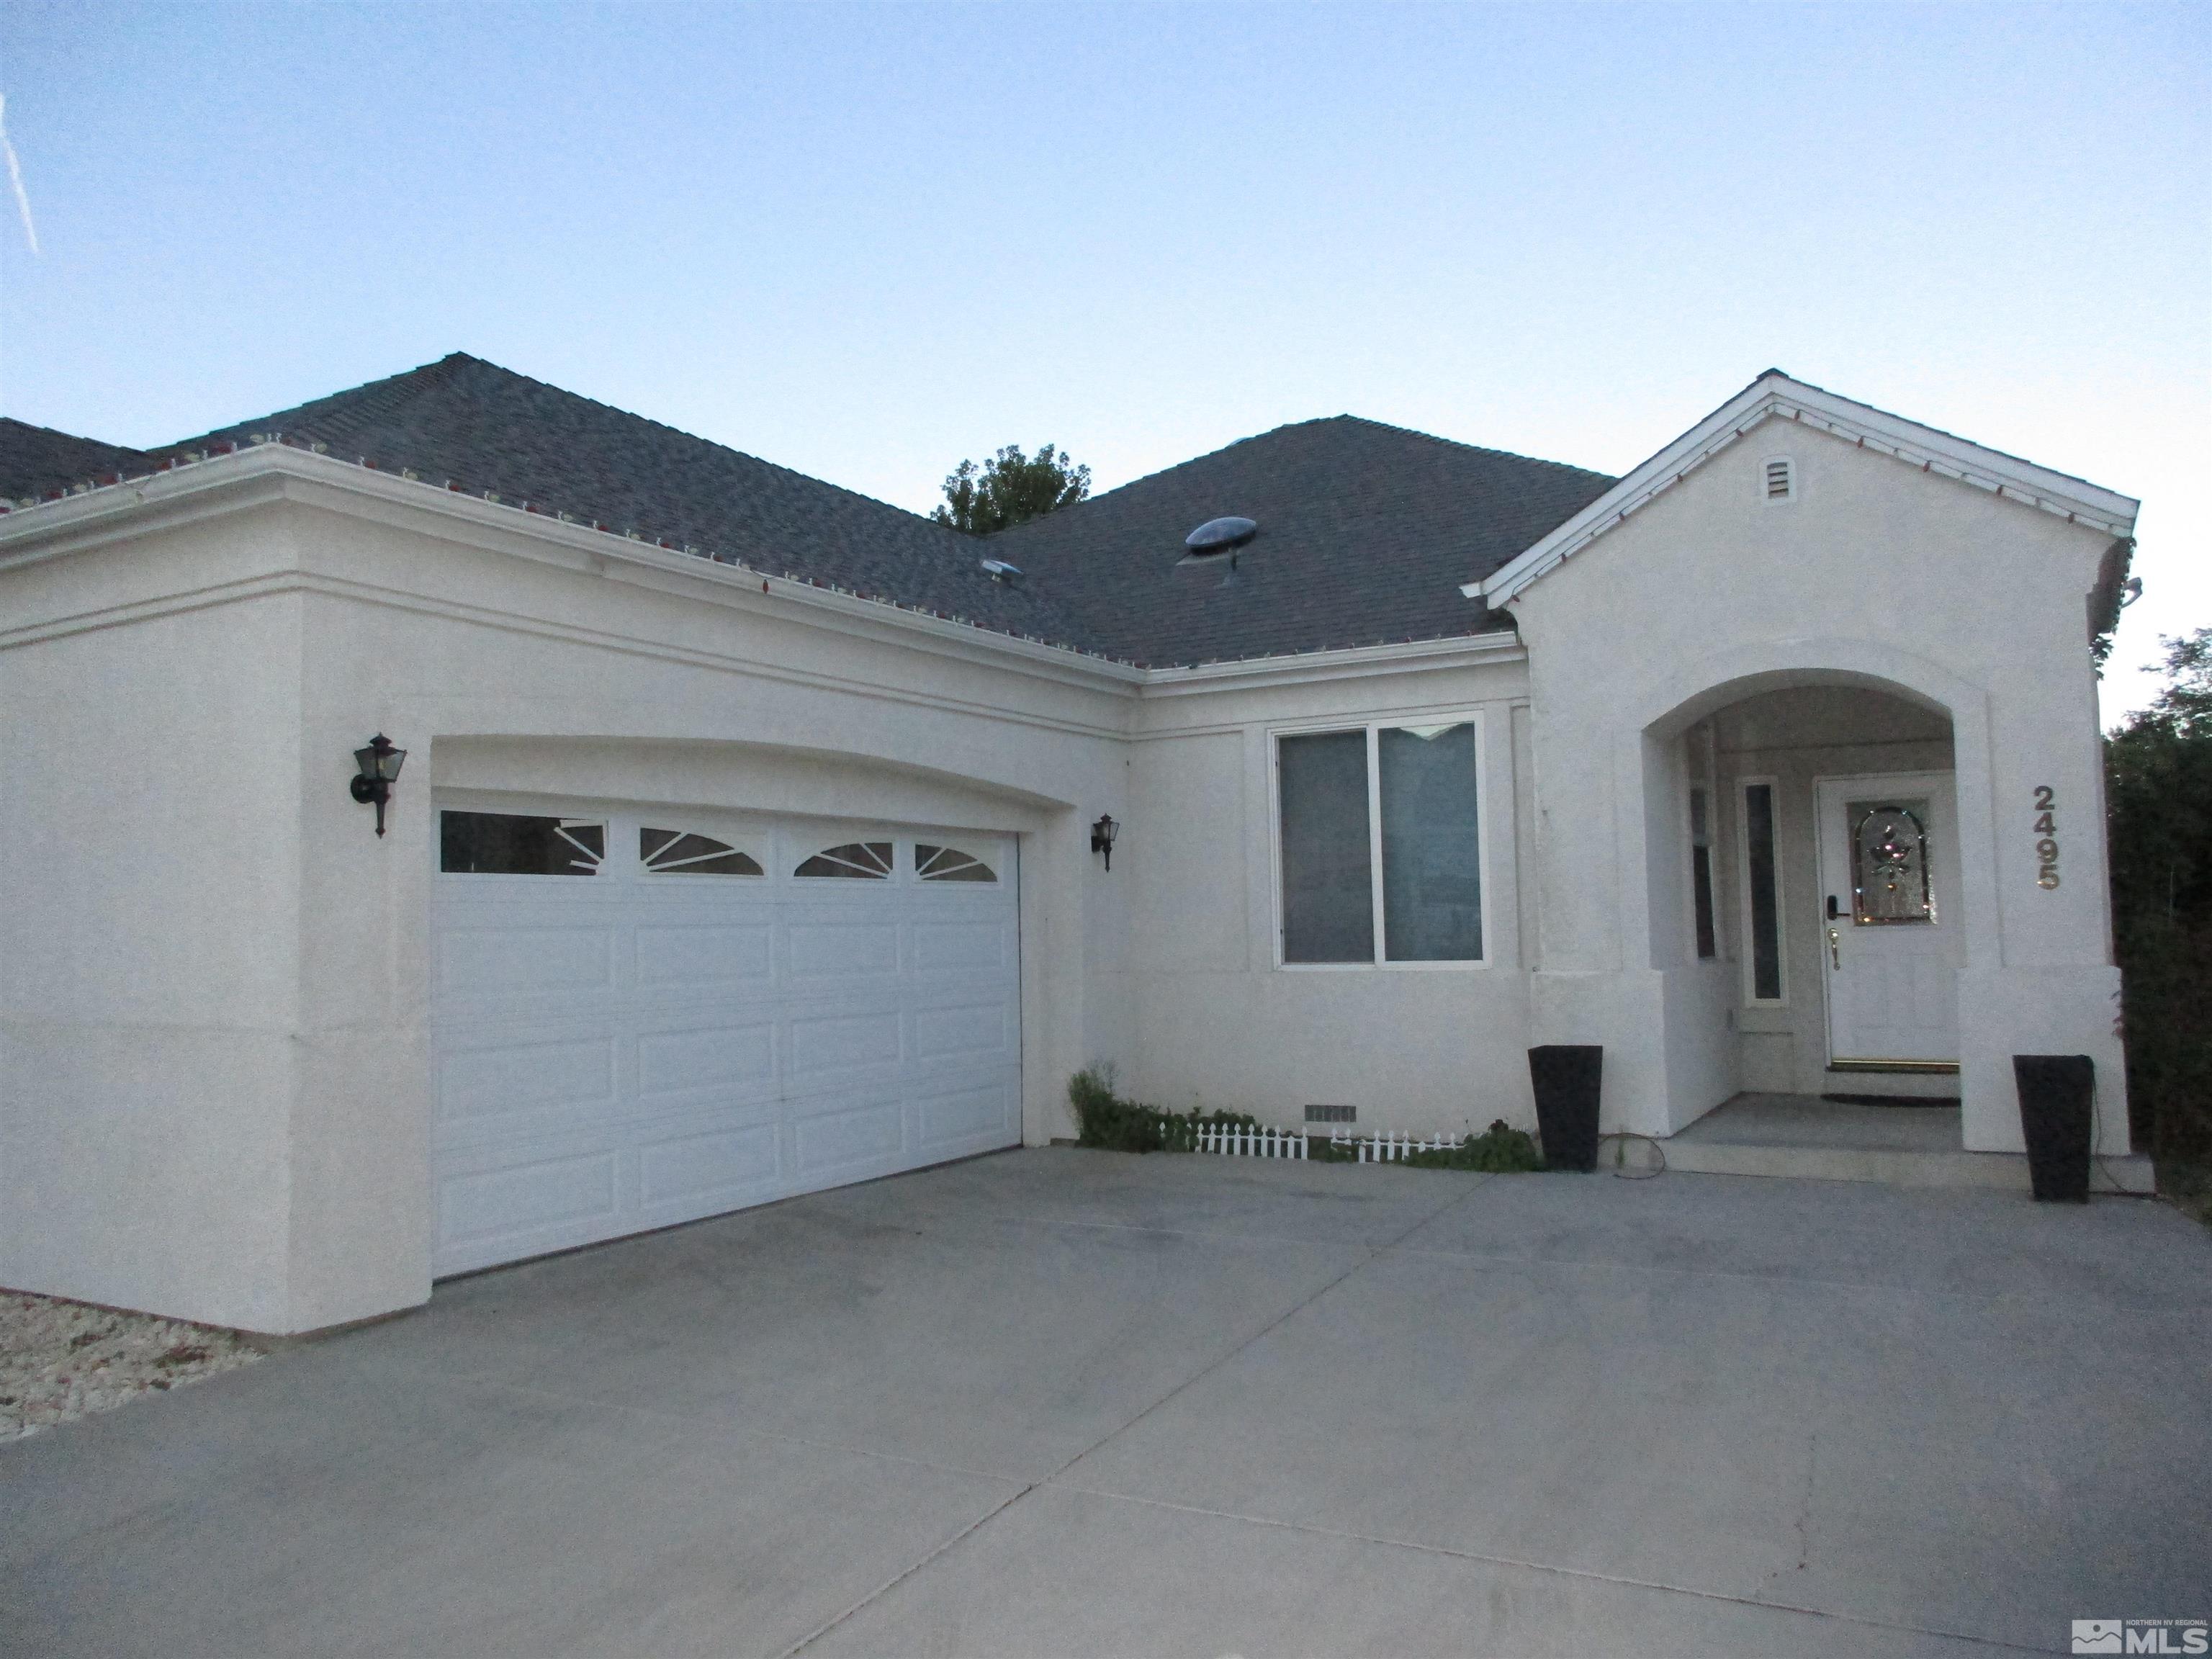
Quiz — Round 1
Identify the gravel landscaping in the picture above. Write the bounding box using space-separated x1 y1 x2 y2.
1 1289 264 1441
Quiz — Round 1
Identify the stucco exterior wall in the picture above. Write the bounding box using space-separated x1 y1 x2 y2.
1509 419 2127 1152
1112 649 1538 1136
1 509 307 1329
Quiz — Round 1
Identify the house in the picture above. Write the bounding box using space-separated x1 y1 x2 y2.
0 357 2141 1334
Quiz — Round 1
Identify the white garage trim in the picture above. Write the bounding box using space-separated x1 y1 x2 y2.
430 793 1021 1276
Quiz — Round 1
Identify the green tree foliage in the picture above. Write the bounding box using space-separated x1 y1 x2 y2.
2107 629 2212 1174
932 444 1090 535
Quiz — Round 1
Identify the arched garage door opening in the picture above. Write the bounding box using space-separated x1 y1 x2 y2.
429 795 1021 1276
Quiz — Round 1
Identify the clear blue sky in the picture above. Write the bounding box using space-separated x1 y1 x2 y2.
3 2 2205 712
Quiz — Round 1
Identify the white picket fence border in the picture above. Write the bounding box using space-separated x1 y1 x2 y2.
1331 1130 1457 1164
1159 1123 1309 1159
1155 1123 1465 1163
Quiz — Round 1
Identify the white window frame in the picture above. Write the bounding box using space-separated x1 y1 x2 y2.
1269 710 1491 971
1736 773 1788 1005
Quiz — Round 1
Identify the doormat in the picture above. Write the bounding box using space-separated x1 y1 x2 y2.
1821 1092 1961 1107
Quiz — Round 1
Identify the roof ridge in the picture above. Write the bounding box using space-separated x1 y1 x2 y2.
0 415 149 454
1322 413 1615 482
154 351 969 542
981 418 1351 538
163 352 472 453
989 413 1611 541
398 354 971 541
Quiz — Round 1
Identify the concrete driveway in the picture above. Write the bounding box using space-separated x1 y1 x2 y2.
4 1148 2208 1658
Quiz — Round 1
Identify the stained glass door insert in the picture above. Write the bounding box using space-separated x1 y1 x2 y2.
1848 800 1934 925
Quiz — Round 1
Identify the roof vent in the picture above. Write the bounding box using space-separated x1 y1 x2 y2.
981 557 1023 585
1184 516 1257 556
1763 457 1796 503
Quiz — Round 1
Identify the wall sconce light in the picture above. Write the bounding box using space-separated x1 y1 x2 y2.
350 734 407 837
1089 813 1119 871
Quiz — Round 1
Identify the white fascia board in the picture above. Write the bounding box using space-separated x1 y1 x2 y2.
0 444 1147 692
1138 631 1523 698
1465 376 2142 608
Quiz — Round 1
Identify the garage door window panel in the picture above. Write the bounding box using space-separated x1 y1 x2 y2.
441 811 606 876
915 844 997 883
641 827 762 876
796 841 894 879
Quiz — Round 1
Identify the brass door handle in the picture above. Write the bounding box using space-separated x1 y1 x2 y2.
1827 927 1841 970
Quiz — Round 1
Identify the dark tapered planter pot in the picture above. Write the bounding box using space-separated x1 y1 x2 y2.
2013 1053 2094 1203
1529 1045 1603 1172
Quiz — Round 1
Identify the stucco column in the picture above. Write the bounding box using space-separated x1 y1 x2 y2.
1022 804 1111 1146
1518 652 1678 1139
1955 648 2128 1154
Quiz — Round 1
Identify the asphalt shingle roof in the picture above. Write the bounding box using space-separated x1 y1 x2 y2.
0 418 152 500
150 354 1091 646
1 355 1615 666
988 415 1615 665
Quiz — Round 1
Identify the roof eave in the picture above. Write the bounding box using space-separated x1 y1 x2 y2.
1 451 1541 698
0 444 1149 688
1136 630 1524 698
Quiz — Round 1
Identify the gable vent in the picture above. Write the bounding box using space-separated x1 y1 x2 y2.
1763 457 1796 503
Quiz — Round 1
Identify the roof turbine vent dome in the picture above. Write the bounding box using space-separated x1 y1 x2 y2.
1184 516 1258 555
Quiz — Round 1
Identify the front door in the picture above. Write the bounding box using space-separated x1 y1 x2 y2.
1814 772 1961 1067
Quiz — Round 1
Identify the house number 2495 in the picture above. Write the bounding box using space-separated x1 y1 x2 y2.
2033 786 2059 889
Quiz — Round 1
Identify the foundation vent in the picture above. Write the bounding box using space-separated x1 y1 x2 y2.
1305 1103 1357 1124
1763 457 1797 503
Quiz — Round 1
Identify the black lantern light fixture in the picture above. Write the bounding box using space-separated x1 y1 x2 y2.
1089 813 1118 871
350 734 408 836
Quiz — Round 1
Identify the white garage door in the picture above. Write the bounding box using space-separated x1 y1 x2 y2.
429 801 1022 1276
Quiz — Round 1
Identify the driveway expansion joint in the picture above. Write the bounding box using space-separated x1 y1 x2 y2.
777 1480 1043 1659
781 1175 1489 1656
1014 1485 2047 1658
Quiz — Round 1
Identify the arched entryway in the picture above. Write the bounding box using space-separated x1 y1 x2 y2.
1617 642 2003 1147
1642 672 1972 1151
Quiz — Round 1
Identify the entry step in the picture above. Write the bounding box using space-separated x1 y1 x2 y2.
1663 1094 2154 1193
